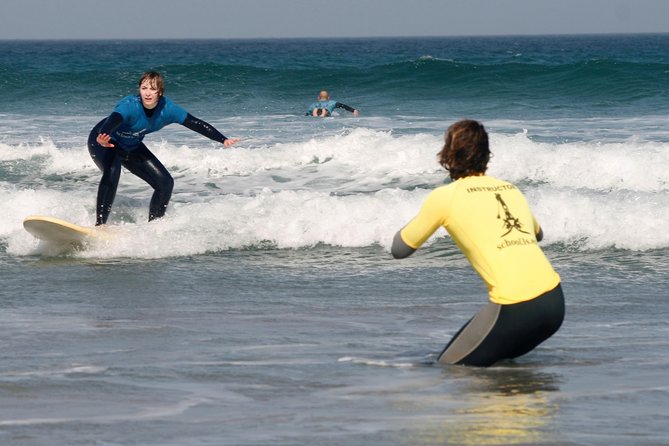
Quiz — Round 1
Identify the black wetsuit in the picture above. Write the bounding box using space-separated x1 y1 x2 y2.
331 102 356 113
437 285 564 367
88 108 227 225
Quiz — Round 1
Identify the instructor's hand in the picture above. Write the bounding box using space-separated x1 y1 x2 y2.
223 138 240 148
96 133 115 148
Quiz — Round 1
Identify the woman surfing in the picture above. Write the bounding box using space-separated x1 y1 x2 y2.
88 71 239 225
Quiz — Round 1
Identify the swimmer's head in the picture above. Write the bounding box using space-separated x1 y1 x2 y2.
438 120 490 180
318 90 330 101
139 71 165 95
138 71 164 109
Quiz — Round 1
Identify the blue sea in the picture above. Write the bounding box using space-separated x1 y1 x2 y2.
1 35 669 445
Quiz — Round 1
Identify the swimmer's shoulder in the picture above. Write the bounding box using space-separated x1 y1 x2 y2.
114 94 142 115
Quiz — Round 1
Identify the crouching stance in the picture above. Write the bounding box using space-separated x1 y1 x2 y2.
392 120 564 367
88 71 238 225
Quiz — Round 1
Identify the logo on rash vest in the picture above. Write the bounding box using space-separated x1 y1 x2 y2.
495 193 536 250
117 129 148 139
466 184 516 193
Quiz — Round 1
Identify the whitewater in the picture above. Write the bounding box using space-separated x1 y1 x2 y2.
3 121 669 258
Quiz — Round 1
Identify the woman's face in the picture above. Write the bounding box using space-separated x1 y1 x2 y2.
139 80 161 109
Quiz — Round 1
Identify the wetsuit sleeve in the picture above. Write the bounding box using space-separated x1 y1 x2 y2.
397 188 449 251
335 102 356 113
536 227 544 242
98 112 124 135
533 215 544 242
391 231 416 259
181 114 228 144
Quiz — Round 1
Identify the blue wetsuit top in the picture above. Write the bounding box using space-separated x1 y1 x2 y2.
307 100 356 115
98 95 228 150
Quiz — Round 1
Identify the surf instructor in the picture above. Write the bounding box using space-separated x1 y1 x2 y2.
392 120 564 367
88 71 239 226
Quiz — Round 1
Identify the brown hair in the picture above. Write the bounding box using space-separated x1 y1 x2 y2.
437 119 490 180
138 71 165 96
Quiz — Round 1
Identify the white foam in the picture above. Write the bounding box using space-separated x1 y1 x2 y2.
337 356 417 368
6 179 667 258
71 188 427 259
4 127 669 257
3 364 108 378
3 128 669 193
528 187 669 251
0 139 95 174
152 127 443 182
489 132 669 193
0 397 204 426
1 183 93 252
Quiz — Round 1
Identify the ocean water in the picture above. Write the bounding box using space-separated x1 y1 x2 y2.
1 35 669 445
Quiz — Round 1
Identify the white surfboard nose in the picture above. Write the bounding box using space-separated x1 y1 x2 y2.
23 215 96 245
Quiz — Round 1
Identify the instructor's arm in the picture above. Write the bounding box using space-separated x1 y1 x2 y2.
536 226 544 242
391 189 446 259
391 231 416 259
532 215 544 242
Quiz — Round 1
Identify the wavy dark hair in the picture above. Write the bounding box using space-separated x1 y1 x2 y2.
437 119 490 180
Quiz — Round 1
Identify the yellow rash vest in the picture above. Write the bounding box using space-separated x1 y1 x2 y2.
400 175 560 305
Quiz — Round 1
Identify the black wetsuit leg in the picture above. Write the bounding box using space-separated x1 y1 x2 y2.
120 143 174 222
500 285 565 360
438 284 565 367
88 119 174 224
88 119 122 226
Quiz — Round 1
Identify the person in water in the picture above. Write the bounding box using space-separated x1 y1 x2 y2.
307 90 359 117
88 71 239 226
392 120 564 367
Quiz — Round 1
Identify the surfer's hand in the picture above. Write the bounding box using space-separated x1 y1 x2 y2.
353 109 360 117
97 133 114 148
223 138 240 148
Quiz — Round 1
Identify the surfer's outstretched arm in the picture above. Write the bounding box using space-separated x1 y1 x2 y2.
181 114 239 147
335 102 360 116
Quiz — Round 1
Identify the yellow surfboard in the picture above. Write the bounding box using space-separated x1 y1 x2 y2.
23 215 97 246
